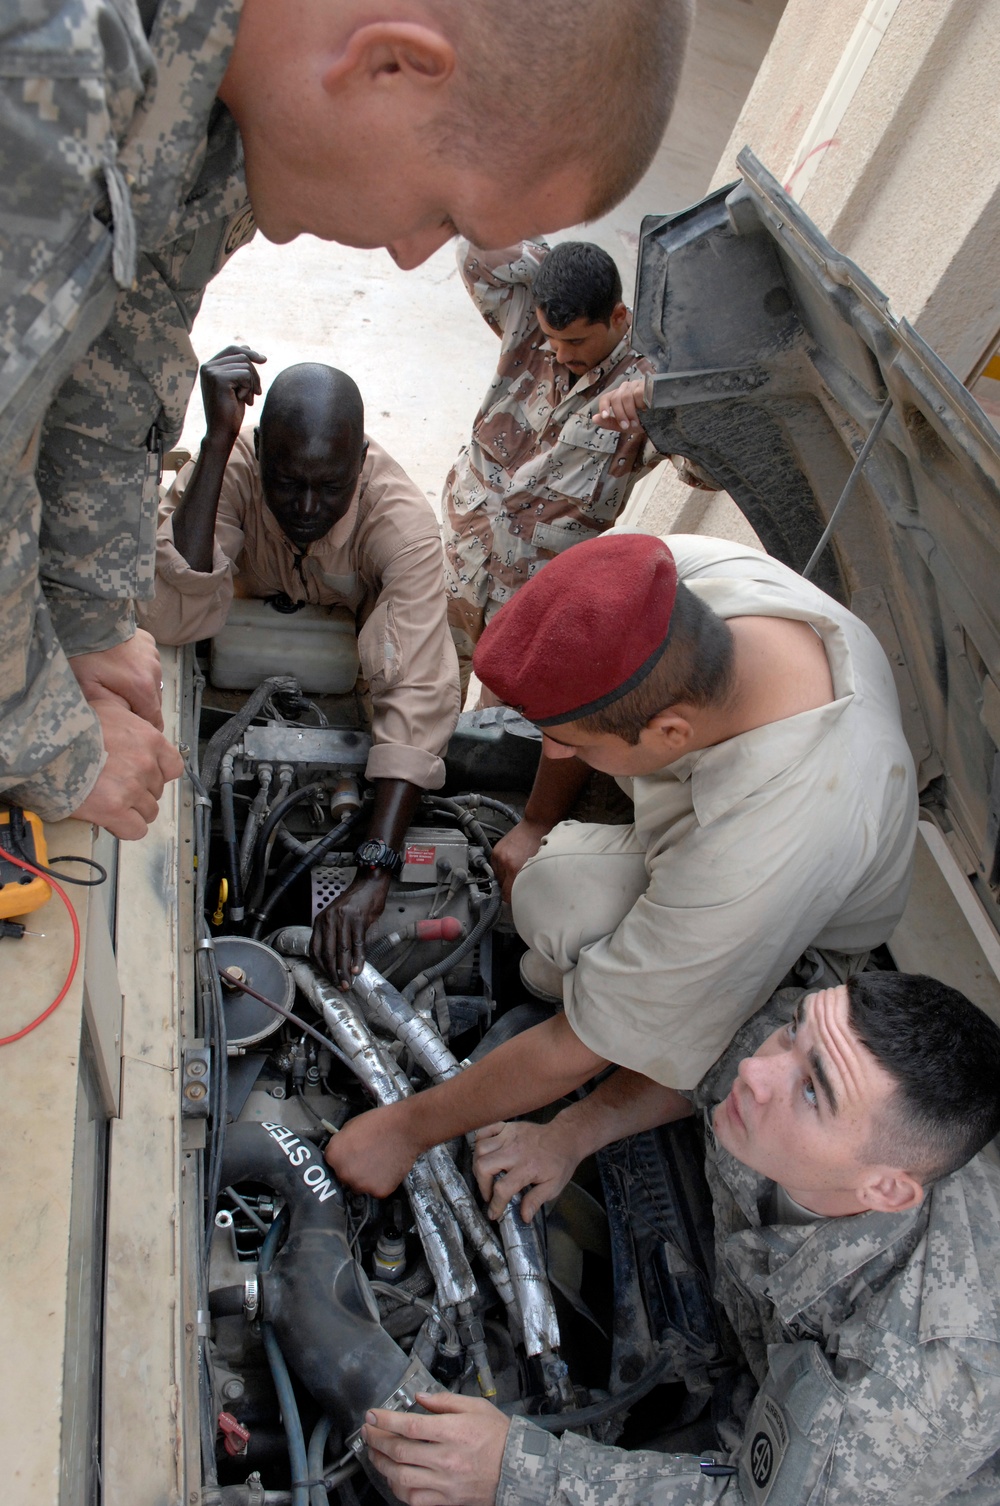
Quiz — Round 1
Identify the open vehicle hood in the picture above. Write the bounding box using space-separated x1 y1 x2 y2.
634 148 1000 932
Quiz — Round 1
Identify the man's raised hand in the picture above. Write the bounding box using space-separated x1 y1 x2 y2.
200 345 267 447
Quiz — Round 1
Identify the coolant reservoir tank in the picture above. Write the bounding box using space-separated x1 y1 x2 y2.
210 597 360 693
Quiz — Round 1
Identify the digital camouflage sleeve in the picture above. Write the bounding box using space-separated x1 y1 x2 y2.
493 993 1000 1506
0 0 250 818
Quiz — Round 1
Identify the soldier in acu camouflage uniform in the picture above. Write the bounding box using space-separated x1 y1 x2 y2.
443 238 668 700
0 0 695 838
364 973 1000 1506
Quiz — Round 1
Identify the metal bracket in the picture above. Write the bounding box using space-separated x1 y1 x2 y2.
181 1047 211 1118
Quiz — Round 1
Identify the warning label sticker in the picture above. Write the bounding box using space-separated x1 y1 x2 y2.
405 844 436 865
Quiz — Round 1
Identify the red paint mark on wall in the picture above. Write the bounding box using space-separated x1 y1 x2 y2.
783 138 839 193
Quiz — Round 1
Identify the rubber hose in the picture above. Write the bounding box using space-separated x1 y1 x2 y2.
222 1122 420 1429
401 886 500 1001
262 1326 309 1506
250 813 360 939
219 775 244 920
307 1415 332 1506
258 1212 310 1506
248 782 327 907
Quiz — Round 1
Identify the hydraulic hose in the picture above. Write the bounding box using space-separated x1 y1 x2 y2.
307 1416 332 1506
240 765 273 888
250 812 361 939
343 957 564 1378
200 675 300 793
247 782 327 910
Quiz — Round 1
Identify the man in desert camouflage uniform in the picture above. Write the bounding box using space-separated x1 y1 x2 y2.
0 0 694 839
363 973 1000 1506
443 238 668 699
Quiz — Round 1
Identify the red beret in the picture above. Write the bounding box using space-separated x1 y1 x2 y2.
473 533 678 726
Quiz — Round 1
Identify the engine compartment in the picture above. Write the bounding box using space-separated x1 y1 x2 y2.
185 666 723 1506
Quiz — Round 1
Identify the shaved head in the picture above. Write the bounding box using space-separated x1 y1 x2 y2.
256 364 368 550
430 0 695 218
260 363 364 450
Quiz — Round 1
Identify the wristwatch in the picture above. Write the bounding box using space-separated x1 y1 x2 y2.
354 838 403 878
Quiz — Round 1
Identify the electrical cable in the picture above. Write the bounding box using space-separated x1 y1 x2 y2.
2 801 108 885
32 853 107 886
401 882 501 1003
370 1280 460 1350
219 971 357 1076
0 848 80 1046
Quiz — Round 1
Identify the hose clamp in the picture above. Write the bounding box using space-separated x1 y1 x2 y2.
346 1355 442 1456
243 1274 260 1320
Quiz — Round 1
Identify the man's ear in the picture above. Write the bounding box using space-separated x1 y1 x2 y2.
857 1168 925 1214
322 22 456 93
611 302 629 334
645 707 694 753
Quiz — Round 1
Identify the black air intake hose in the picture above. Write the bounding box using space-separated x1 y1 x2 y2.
220 1121 437 1428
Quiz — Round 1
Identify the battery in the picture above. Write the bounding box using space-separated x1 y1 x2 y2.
0 809 51 919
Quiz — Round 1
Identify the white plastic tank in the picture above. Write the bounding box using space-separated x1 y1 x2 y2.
210 597 361 693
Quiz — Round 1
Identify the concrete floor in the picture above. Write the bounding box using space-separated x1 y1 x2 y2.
180 0 788 519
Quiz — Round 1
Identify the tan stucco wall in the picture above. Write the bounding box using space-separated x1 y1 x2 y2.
712 0 1000 381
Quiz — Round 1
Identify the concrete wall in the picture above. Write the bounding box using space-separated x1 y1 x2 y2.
712 0 1000 382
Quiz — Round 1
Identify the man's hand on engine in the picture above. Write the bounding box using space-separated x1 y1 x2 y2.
310 869 393 988
70 628 165 731
72 698 184 839
490 818 551 903
324 1102 421 1197
474 1117 582 1221
364 1391 510 1506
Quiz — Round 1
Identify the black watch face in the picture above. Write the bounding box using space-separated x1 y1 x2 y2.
356 840 400 873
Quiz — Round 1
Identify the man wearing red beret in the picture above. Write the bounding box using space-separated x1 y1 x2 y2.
325 531 917 1202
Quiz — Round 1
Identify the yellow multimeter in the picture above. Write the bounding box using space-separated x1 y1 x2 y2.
0 808 51 919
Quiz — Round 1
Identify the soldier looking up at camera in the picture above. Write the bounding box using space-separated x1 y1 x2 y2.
362 974 1000 1506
